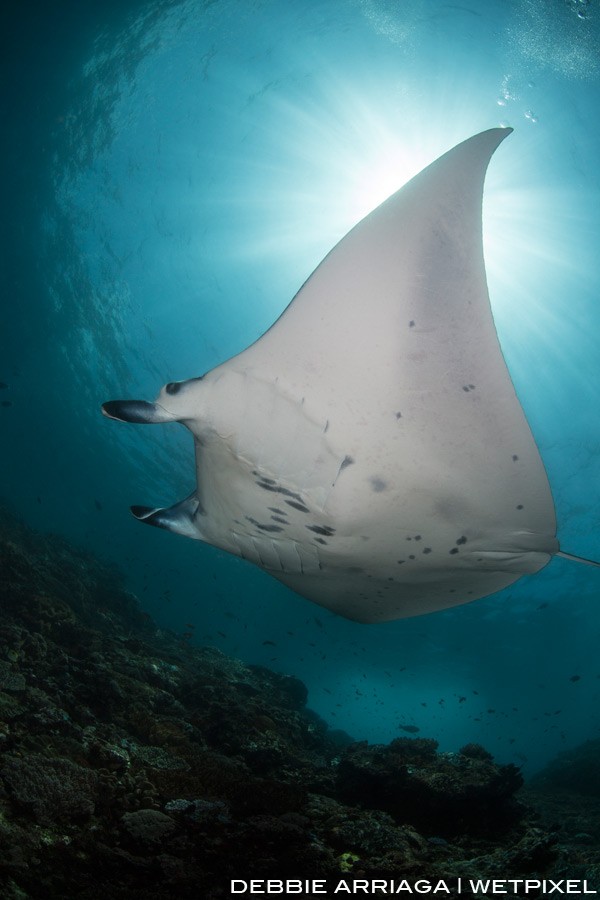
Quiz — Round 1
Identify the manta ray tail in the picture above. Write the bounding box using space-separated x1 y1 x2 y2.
557 550 600 568
131 493 203 539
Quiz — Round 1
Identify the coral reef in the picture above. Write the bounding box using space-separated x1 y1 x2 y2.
0 506 594 897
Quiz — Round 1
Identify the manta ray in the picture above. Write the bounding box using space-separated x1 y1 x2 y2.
102 128 598 623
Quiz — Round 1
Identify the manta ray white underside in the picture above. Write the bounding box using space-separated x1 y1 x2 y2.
103 128 598 623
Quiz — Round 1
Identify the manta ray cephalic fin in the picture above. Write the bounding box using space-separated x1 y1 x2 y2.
131 493 203 539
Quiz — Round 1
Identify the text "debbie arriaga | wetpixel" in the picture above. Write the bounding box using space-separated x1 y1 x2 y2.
229 878 598 895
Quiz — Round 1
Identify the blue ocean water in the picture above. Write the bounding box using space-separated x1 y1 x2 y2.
1 0 599 776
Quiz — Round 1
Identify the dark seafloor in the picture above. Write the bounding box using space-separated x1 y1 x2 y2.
1 504 599 899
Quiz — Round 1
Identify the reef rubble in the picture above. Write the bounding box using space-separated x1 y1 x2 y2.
0 507 597 898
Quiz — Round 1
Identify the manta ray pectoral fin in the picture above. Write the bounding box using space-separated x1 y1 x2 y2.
101 400 175 424
131 493 203 539
557 550 600 568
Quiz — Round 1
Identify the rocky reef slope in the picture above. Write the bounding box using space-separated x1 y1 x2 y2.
0 507 594 898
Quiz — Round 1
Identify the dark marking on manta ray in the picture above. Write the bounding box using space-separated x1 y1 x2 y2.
245 516 284 533
268 507 287 516
314 537 327 545
409 320 415 328
516 504 524 510
512 454 519 461
423 547 432 554
285 499 310 513
306 524 336 536
462 384 476 392
165 375 204 394
370 477 387 492
340 455 354 470
323 420 329 433
395 411 402 419
449 547 459 555
271 516 288 524
409 554 416 560
253 471 277 485
255 480 307 507
456 535 467 545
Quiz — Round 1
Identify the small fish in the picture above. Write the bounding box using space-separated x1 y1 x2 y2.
398 724 420 734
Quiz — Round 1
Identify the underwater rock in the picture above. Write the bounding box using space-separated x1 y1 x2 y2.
336 738 524 837
529 739 600 796
1 753 98 825
121 809 176 844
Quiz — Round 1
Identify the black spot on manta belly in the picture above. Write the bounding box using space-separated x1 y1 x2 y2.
253 471 277 485
369 477 387 492
340 455 354 470
271 515 288 524
306 524 336 536
245 516 284 534
449 547 459 555
285 499 310 513
456 535 467 545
